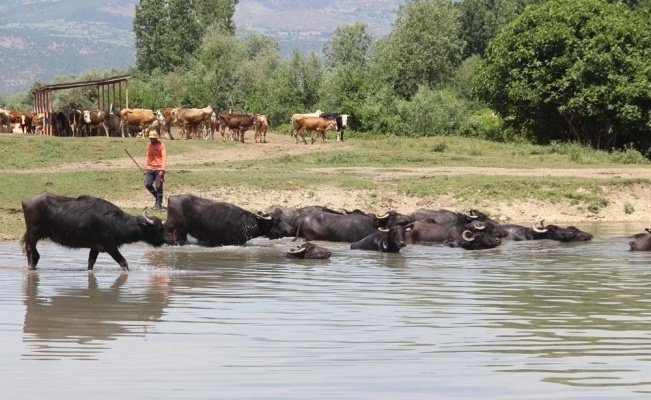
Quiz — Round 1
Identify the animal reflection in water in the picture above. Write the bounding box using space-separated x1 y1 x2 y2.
22 272 170 360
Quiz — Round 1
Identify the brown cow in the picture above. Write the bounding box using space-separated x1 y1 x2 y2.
218 113 257 143
160 107 176 140
68 110 83 136
119 108 159 138
291 115 338 144
82 110 108 136
32 113 46 135
171 106 213 140
0 108 10 127
254 115 269 143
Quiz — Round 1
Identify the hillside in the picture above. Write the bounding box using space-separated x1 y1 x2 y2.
0 0 403 95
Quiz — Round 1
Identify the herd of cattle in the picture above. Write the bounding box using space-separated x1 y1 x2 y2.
0 106 349 144
20 191 651 271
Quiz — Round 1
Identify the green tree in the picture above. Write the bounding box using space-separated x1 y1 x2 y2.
133 0 170 73
371 0 465 99
473 0 651 151
320 23 373 129
194 0 239 34
456 0 518 58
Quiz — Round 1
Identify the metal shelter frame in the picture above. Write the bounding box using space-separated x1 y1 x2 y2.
31 74 131 134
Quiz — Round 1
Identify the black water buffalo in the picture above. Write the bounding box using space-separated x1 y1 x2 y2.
405 218 506 245
411 208 495 224
265 205 344 237
297 210 413 242
451 230 502 250
531 220 593 242
350 224 412 253
21 193 170 271
164 194 286 246
286 242 332 259
629 229 651 251
500 224 535 241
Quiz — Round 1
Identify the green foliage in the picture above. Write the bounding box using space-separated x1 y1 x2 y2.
473 0 651 153
371 0 465 99
455 0 518 58
457 109 504 141
394 86 469 136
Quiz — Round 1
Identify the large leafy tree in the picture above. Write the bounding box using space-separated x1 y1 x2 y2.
473 0 651 151
456 0 518 58
371 0 465 99
134 0 238 74
320 23 373 128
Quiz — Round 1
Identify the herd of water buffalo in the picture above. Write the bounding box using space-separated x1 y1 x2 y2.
19 191 651 271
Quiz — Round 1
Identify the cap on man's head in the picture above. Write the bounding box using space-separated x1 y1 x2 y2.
148 131 159 139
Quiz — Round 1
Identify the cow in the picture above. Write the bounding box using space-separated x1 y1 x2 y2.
296 210 413 243
531 220 593 242
160 107 176 139
0 108 10 127
254 114 269 143
286 242 332 259
319 113 349 142
50 111 71 136
291 115 338 144
21 193 171 271
119 108 159 138
81 110 108 136
218 113 257 143
164 194 287 246
171 106 213 140
68 110 83 136
105 104 122 137
350 224 412 253
451 230 502 250
31 113 45 135
11 111 34 134
629 229 651 251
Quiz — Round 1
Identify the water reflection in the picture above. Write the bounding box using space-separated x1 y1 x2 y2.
22 271 170 360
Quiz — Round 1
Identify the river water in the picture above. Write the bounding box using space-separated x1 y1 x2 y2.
1 222 651 399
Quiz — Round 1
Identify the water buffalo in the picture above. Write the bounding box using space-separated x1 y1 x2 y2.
21 193 171 271
164 194 287 246
286 242 332 259
451 230 502 250
532 220 593 242
350 224 412 253
265 205 345 238
297 210 413 243
629 229 651 251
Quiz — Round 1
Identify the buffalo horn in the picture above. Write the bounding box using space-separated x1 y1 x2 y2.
464 210 479 219
256 212 273 220
532 219 548 233
378 227 389 232
376 212 390 220
473 221 486 230
287 246 307 254
462 230 475 241
142 208 155 225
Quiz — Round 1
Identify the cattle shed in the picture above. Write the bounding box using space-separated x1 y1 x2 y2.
31 74 131 135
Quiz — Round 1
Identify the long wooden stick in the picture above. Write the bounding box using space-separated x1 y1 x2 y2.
124 148 144 173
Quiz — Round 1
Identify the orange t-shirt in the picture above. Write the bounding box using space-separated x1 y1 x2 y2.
146 141 167 171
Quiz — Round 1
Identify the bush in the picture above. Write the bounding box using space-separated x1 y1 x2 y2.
457 110 503 141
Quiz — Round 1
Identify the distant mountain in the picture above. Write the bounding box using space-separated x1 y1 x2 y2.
0 0 403 95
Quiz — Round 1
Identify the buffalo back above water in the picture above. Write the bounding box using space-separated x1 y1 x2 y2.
164 194 283 246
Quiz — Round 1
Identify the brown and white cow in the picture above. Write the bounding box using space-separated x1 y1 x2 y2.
32 113 46 135
68 110 83 136
159 107 176 140
0 108 10 128
119 108 159 138
82 110 108 136
291 115 338 144
254 114 269 143
171 106 213 140
218 113 257 143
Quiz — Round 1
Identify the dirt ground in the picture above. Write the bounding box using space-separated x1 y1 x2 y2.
6 132 651 241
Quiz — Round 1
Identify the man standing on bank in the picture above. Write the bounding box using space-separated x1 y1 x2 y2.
144 131 167 210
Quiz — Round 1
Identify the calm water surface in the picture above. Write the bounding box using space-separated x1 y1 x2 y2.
1 222 651 399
